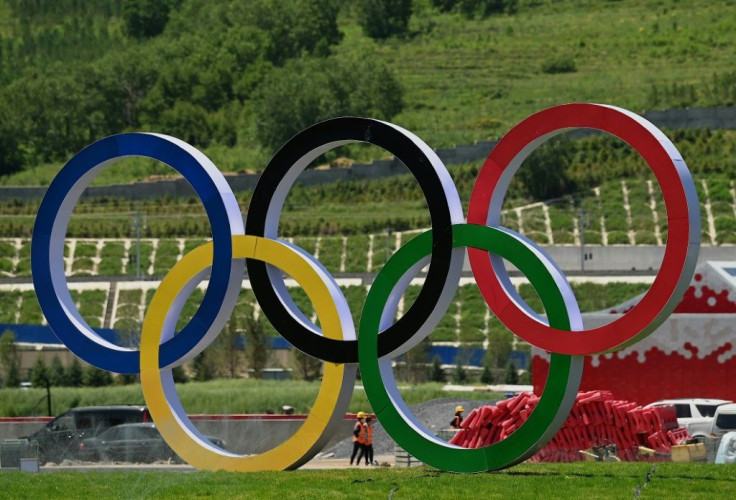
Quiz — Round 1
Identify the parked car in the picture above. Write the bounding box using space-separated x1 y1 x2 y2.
645 398 732 440
711 403 736 438
25 405 151 464
78 422 226 463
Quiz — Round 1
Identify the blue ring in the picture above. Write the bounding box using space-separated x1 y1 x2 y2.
31 133 242 373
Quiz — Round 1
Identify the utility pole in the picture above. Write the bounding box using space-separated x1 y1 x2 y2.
45 379 51 416
579 208 592 272
136 212 141 278
131 213 143 278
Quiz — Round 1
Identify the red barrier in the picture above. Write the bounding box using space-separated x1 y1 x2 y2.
451 390 690 462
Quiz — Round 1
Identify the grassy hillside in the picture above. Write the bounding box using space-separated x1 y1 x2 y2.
0 0 734 185
373 0 736 147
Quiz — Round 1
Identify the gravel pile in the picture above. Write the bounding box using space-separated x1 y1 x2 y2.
323 397 495 459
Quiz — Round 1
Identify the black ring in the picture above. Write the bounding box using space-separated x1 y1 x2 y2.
245 117 459 363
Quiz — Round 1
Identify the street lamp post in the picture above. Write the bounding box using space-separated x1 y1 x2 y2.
130 212 145 279
386 226 392 263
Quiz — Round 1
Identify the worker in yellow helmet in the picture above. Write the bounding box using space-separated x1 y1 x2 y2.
350 411 368 465
450 405 465 429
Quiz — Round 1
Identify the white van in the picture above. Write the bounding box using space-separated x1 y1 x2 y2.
711 403 736 438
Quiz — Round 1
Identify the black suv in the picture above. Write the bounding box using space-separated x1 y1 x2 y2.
25 405 151 464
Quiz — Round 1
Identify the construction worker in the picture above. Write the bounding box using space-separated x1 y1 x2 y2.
350 411 368 465
363 416 375 465
450 405 464 429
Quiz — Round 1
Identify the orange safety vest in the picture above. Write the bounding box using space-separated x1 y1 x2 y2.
353 422 367 444
364 424 373 446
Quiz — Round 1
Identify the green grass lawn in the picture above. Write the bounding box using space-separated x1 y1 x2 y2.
0 463 732 499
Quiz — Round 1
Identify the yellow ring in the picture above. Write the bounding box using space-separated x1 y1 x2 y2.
140 235 354 471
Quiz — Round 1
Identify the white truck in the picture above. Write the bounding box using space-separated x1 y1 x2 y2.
644 399 732 440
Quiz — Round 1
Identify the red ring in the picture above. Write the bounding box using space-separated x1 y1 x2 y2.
468 103 699 355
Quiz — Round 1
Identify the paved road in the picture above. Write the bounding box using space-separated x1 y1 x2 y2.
31 454 400 473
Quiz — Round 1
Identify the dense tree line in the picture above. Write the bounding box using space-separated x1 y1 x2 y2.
432 0 517 18
0 0 404 176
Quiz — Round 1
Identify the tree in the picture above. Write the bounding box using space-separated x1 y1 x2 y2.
485 321 512 369
430 356 446 383
0 102 23 176
226 0 342 64
516 137 576 201
244 316 269 379
356 0 413 39
172 365 189 383
48 355 67 387
30 356 50 388
217 313 244 379
253 55 404 152
480 363 494 385
67 358 84 387
402 338 430 383
83 365 114 387
504 360 519 385
90 46 161 132
291 348 322 382
117 373 138 385
4 71 90 165
453 359 468 384
432 0 518 18
122 0 176 39
192 351 216 381
5 360 20 389
0 330 19 388
158 101 213 147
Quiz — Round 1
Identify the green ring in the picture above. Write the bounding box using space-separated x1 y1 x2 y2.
358 223 583 473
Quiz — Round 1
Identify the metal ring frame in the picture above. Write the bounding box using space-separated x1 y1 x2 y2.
31 104 700 472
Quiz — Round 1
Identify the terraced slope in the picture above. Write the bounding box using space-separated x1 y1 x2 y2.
3 173 736 279
0 281 650 353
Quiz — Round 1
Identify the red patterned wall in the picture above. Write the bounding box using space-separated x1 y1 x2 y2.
532 345 736 405
532 263 736 404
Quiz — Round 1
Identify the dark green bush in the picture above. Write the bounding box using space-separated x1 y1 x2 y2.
356 0 413 39
541 55 577 74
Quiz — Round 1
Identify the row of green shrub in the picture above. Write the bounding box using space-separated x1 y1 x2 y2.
2 148 736 238
0 281 651 345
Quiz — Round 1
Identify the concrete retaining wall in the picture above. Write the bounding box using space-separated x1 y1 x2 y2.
0 416 355 456
462 245 735 273
0 419 50 443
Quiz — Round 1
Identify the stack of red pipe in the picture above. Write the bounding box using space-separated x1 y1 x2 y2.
448 390 687 462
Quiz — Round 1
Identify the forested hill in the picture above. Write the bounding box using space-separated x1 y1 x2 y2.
0 0 734 186
0 0 405 179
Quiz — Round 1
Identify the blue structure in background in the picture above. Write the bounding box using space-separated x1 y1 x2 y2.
426 346 529 370
1 324 528 369
0 323 295 350
0 323 119 345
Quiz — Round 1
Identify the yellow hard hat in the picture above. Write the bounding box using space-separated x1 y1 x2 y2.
356 411 367 419
455 406 465 413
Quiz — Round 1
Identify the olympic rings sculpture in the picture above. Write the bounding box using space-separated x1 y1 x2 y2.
31 103 700 473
